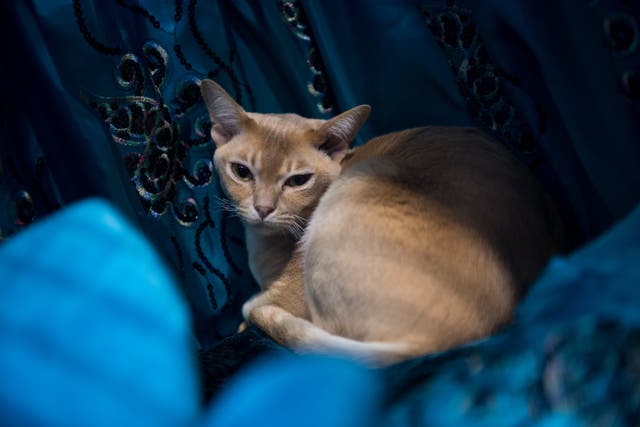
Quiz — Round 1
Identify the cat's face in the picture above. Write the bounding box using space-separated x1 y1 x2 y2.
214 113 344 234
200 80 370 235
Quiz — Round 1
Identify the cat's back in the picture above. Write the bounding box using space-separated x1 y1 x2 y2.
344 127 537 198
303 127 564 348
341 126 564 288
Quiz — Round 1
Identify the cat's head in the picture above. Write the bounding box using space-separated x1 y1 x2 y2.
200 79 370 235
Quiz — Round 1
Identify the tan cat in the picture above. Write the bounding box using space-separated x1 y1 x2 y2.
200 79 564 366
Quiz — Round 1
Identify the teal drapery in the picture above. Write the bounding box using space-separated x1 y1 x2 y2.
1 0 638 347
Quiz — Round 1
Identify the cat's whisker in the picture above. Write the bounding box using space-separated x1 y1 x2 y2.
210 196 255 224
212 196 242 216
288 221 302 236
289 215 307 233
292 220 305 235
276 214 307 239
286 225 303 240
213 198 233 209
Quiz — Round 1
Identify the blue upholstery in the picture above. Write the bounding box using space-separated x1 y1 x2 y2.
1 0 639 425
380 202 640 426
2 1 639 345
1 199 639 425
0 199 198 427
202 355 380 427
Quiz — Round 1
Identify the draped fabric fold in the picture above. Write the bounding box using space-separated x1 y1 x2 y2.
1 0 638 347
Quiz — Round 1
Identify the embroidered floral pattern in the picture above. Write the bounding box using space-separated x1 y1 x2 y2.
421 1 543 164
73 1 251 319
279 0 335 115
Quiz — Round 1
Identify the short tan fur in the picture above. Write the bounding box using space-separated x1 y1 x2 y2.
201 79 564 366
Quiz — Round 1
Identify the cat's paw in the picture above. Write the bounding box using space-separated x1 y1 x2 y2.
237 321 248 333
242 293 267 321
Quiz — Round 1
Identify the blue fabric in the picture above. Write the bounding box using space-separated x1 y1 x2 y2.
2 0 639 347
202 355 381 427
1 199 639 426
465 0 640 237
0 199 198 427
380 202 640 426
1 1 640 425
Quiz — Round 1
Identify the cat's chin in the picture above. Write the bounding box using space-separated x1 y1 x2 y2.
244 220 290 236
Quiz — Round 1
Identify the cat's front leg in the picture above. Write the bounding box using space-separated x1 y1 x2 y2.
238 285 300 333
237 292 271 333
241 290 276 323
237 292 271 332
239 249 309 332
246 303 314 348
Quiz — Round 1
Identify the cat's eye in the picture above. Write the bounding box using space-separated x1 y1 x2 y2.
284 173 313 187
231 163 253 181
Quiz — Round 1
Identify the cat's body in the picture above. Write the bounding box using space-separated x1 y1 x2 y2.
201 80 564 366
298 127 562 356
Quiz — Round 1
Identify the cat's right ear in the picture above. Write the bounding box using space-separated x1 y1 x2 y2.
316 105 371 162
199 79 249 146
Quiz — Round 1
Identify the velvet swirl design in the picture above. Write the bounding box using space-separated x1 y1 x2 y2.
68 0 255 342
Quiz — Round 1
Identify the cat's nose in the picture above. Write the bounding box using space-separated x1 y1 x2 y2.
255 205 275 220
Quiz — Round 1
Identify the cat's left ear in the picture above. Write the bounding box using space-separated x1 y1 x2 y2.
199 79 250 146
316 105 371 161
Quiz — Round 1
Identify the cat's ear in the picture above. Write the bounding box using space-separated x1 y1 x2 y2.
316 105 371 161
199 79 249 146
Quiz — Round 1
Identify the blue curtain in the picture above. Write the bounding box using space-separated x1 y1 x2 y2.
1 0 639 348
2 1 640 426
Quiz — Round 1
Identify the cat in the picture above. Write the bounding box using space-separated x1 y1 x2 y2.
200 79 565 366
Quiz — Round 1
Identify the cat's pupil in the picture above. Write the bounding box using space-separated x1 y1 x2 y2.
232 163 252 180
285 173 313 187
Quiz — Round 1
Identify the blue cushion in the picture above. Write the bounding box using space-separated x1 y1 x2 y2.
202 355 380 427
0 199 198 427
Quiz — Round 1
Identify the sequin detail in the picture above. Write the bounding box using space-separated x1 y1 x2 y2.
421 2 542 164
279 0 334 115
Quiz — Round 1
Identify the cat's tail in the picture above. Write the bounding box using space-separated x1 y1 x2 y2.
248 304 419 367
